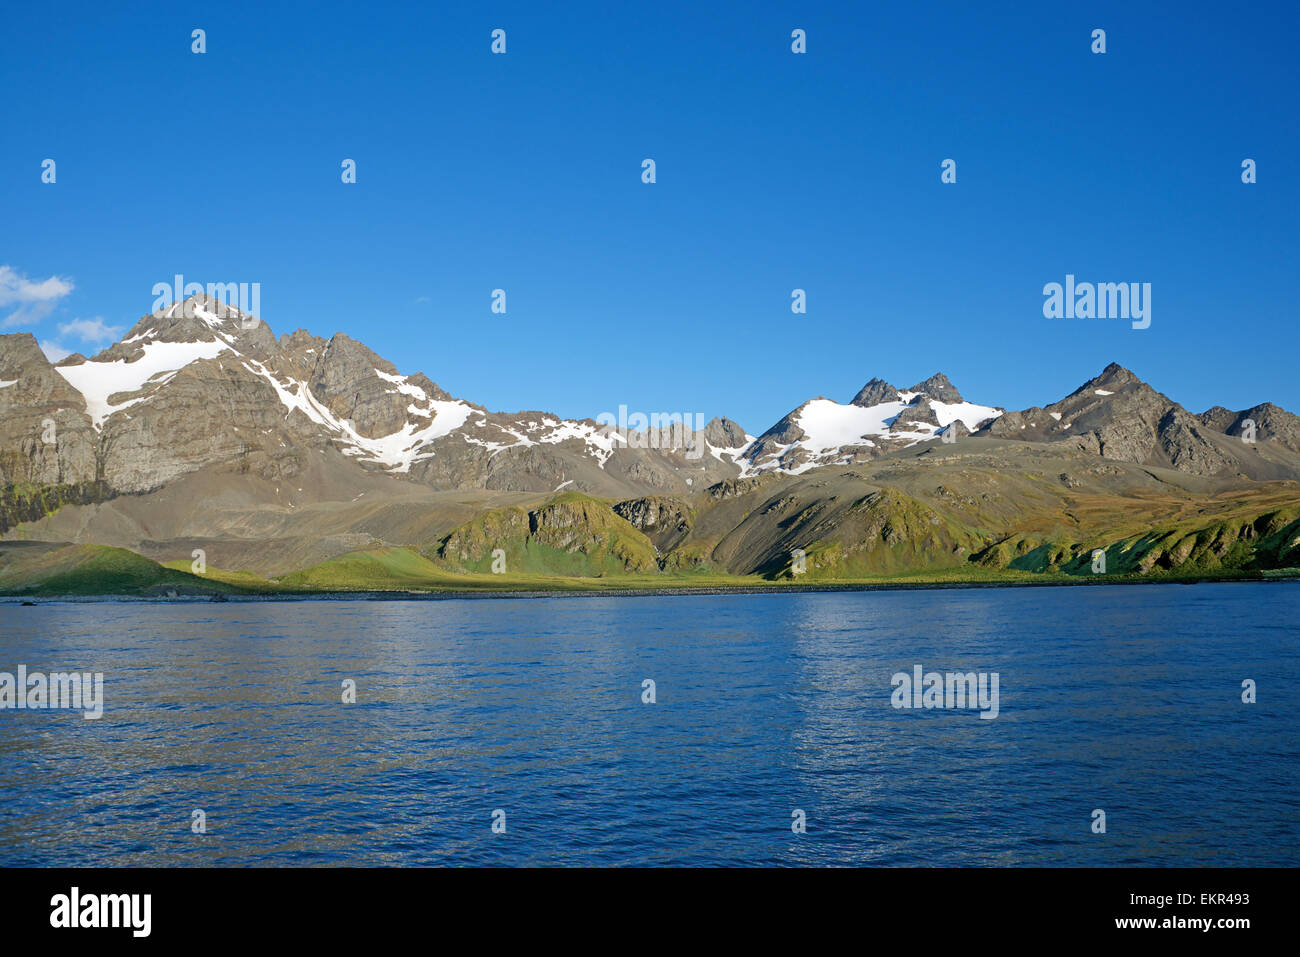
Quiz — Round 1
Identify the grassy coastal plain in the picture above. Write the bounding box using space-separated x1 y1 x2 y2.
3 475 1297 599
0 541 1294 601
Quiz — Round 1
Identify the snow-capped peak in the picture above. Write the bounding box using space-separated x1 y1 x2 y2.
739 374 1003 475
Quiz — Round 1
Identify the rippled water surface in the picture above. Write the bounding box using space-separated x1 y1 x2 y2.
1 583 1296 866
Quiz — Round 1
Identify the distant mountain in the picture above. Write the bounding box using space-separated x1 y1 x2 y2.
5 297 1296 502
1198 402 1300 454
740 373 1002 474
0 293 750 501
977 362 1299 480
3 294 1299 591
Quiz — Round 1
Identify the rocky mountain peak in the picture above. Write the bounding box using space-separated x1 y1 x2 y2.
156 292 262 334
703 417 750 449
971 362 1295 478
86 293 270 367
850 378 900 407
907 373 963 403
1198 401 1300 452
1091 362 1142 389
280 328 326 352
0 331 53 374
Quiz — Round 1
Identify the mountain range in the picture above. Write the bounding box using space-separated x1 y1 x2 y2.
2 294 1298 595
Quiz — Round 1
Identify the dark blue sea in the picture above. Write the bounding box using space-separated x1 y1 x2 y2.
1 583 1296 866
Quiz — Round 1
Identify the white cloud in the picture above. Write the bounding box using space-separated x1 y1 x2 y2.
58 316 123 344
34 316 124 363
39 340 73 362
0 265 75 327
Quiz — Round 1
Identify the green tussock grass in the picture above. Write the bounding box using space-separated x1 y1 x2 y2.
5 492 1297 597
275 546 768 593
276 547 450 590
1 544 241 596
159 560 278 591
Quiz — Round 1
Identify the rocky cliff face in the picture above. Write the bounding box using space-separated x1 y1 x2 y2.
612 495 695 552
0 333 97 487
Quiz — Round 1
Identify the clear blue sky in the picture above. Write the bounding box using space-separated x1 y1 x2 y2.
3 0 1297 432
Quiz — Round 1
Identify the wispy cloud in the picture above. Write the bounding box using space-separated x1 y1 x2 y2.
39 340 73 362
39 315 124 362
58 316 123 344
0 265 74 327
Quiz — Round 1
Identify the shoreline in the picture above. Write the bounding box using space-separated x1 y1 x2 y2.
3 572 1296 604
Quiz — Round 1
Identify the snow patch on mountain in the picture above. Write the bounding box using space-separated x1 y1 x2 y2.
929 400 1000 429
795 395 999 452
797 398 897 451
375 369 429 401
738 379 1004 476
540 420 623 464
359 400 475 472
241 356 477 472
57 338 232 427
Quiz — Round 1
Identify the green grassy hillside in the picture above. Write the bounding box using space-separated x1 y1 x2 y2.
431 492 659 577
4 479 1298 597
0 543 239 596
